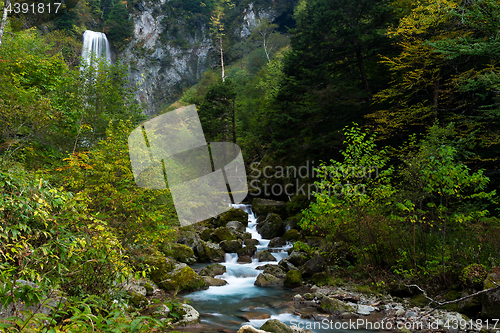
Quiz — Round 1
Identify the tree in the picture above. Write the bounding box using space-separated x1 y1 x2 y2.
261 0 396 165
198 78 237 143
301 124 395 274
209 0 234 82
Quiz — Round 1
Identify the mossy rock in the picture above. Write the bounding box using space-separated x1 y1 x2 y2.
210 227 237 243
282 229 300 241
252 198 287 218
158 264 208 291
284 270 302 288
200 229 213 241
260 319 293 333
256 250 277 262
143 250 175 287
257 213 284 239
311 272 333 287
461 264 487 289
410 293 430 307
144 282 154 296
220 239 243 253
319 297 354 314
127 290 148 309
199 263 226 277
218 208 248 227
195 241 225 263
237 245 257 257
244 239 260 247
202 276 228 286
254 273 284 287
263 265 286 278
482 267 500 319
171 243 196 264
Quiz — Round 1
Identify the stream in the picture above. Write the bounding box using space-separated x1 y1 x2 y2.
181 204 376 333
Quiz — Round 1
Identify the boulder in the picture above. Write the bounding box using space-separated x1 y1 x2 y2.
301 254 326 278
461 264 487 289
268 237 286 248
202 276 228 286
284 215 301 231
245 239 260 247
260 319 294 333
255 273 284 287
200 228 213 241
158 263 208 291
210 227 237 243
238 255 253 263
220 239 244 253
199 263 226 277
482 267 500 319
319 297 355 314
237 325 271 333
257 250 277 262
171 243 196 264
237 245 257 257
218 208 249 227
286 251 309 267
175 304 200 327
226 221 246 232
195 240 225 262
127 290 148 308
263 265 286 279
144 250 175 287
282 229 300 241
252 198 287 218
284 270 302 288
257 214 285 239
239 312 271 320
177 232 203 250
278 258 299 272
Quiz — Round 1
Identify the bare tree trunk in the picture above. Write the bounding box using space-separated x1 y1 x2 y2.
220 36 225 82
0 0 11 48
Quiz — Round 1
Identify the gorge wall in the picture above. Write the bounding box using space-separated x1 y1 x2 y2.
117 0 292 115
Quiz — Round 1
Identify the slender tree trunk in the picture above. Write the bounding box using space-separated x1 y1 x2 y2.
0 0 11 48
220 36 225 82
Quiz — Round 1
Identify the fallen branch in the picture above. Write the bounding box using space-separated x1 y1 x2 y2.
405 279 500 317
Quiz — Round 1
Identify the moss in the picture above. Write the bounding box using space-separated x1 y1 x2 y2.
410 293 430 307
252 198 287 218
461 264 487 289
127 290 148 309
260 319 293 333
311 272 333 287
319 297 354 314
171 243 196 264
200 229 213 241
144 282 154 296
282 229 300 241
159 265 208 291
210 227 237 243
284 270 302 288
218 208 248 227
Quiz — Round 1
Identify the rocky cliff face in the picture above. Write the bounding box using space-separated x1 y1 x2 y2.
118 1 285 115
119 0 212 115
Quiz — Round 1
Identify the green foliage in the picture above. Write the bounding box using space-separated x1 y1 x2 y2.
104 1 133 50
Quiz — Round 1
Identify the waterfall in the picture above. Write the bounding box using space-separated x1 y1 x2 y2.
81 30 111 66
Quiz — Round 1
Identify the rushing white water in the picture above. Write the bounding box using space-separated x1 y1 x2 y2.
187 204 366 333
81 30 111 66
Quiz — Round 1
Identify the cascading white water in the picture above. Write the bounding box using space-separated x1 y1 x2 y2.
81 30 111 66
